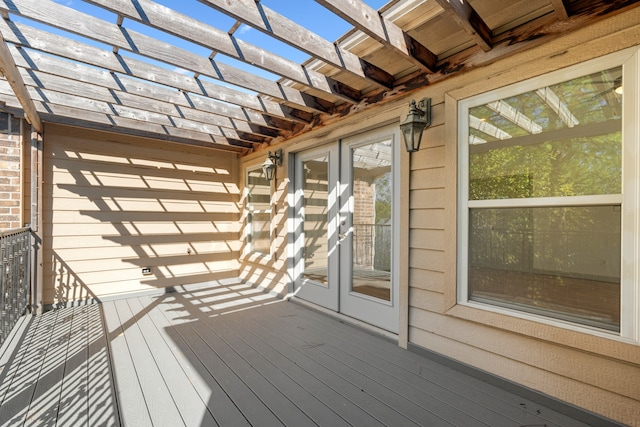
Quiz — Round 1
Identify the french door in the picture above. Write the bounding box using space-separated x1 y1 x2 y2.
292 126 400 333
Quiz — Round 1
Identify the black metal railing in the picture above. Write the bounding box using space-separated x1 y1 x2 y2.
1 227 31 347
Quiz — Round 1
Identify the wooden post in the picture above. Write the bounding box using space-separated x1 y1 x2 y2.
30 128 43 314
0 33 43 133
398 126 410 349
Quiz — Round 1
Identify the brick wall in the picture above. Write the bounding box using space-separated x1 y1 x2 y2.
0 113 23 231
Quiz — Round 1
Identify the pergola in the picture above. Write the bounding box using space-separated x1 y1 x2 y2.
0 0 635 154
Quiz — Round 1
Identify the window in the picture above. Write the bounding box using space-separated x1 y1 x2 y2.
458 49 639 339
246 166 272 256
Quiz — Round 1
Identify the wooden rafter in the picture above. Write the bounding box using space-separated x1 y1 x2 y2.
84 0 363 104
0 17 310 128
8 45 281 142
0 0 334 115
551 0 569 20
433 0 493 52
0 31 42 132
0 89 246 152
0 0 635 154
199 0 395 88
315 0 438 71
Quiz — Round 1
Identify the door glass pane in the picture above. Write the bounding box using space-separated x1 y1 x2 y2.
468 206 621 331
351 141 392 301
302 156 330 285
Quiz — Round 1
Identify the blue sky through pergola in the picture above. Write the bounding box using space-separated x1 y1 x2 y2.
21 0 388 89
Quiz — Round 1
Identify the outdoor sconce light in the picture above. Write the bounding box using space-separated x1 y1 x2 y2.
262 148 283 181
400 98 432 153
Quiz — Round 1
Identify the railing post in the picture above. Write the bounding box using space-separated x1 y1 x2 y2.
30 129 43 315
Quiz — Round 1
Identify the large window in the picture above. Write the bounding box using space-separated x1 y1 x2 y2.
458 49 639 338
246 166 272 256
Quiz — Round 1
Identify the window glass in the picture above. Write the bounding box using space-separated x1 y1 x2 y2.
302 156 330 284
469 206 621 330
469 68 622 199
246 167 271 255
462 65 625 332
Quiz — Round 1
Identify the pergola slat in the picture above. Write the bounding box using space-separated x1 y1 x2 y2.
0 18 311 128
0 31 42 132
199 0 395 88
315 0 438 71
0 0 335 114
84 0 362 104
0 91 245 152
551 0 570 20
0 0 633 155
9 45 280 140
433 0 493 52
10 73 269 146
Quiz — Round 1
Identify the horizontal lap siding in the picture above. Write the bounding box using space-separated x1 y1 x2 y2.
43 124 240 305
238 162 289 296
407 9 640 426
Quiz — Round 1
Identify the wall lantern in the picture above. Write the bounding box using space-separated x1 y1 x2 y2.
262 148 283 181
400 98 432 153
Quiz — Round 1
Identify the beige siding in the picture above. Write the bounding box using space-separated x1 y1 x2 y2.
406 7 640 426
43 124 240 305
237 160 290 296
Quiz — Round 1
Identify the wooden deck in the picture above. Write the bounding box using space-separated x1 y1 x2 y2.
0 280 604 426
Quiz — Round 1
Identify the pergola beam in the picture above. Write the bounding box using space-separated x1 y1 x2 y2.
0 18 311 127
0 91 247 152
433 0 493 52
0 0 335 115
551 0 569 20
8 45 281 141
199 0 395 88
0 31 42 132
84 0 363 104
315 0 438 71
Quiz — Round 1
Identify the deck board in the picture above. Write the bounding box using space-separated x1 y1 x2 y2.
255 303 561 426
112 298 185 426
56 306 89 426
0 313 44 426
157 292 285 427
86 303 120 426
102 300 153 427
0 280 607 427
126 296 218 427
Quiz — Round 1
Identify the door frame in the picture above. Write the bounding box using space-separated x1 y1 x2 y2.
287 123 408 336
338 126 401 333
290 143 340 311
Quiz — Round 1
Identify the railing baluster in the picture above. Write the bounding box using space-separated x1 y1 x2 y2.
0 227 31 347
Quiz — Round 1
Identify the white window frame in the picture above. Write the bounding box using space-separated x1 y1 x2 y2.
457 47 640 343
245 164 272 259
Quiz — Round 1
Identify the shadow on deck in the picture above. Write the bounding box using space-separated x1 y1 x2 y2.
0 279 609 426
